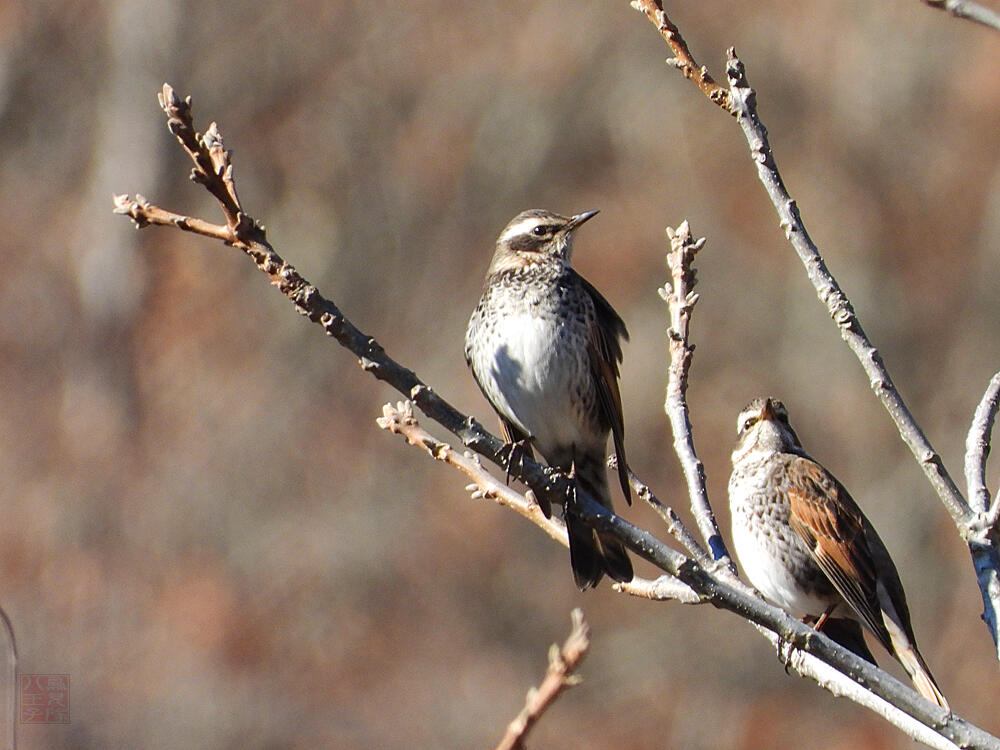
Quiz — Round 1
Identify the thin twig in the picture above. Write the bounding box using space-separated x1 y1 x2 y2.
494 609 590 750
112 194 233 242
615 574 702 603
384 402 702 605
726 43 1000 656
966 372 1000 519
659 221 729 563
923 0 1000 32
376 401 565 544
628 0 732 110
631 1 974 526
964 372 1000 660
608 454 712 568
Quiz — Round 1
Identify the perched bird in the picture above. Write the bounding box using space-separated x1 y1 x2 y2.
728 397 948 708
465 209 633 589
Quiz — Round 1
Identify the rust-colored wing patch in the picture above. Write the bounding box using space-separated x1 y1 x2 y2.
786 457 892 651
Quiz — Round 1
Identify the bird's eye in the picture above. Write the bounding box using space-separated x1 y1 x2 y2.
740 416 757 433
531 225 549 237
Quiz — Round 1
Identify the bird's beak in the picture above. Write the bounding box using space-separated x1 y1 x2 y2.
761 398 777 420
565 209 599 231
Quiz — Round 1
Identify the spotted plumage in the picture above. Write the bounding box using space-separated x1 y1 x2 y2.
728 397 948 708
465 209 632 589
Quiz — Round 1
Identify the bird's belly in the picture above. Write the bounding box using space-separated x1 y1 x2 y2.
730 498 832 616
473 312 593 454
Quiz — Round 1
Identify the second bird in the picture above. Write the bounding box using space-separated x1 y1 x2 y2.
465 209 633 589
728 397 948 708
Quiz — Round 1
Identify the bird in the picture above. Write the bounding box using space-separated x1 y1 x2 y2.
727 396 948 708
465 208 633 590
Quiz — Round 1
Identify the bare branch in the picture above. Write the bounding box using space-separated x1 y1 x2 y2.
116 93 583 524
778 639 965 750
632 2 975 529
923 0 1000 32
966 372 1000 519
608 454 712 569
412 411 991 744
377 401 565 545
494 609 590 750
615 574 702 603
157 85 244 224
724 44 1000 658
721 50 974 527
628 0 732 110
113 194 233 242
659 221 730 563
964 373 1000 658
385 403 702 605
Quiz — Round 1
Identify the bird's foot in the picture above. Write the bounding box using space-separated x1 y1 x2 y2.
778 635 796 674
499 439 550 517
499 439 530 483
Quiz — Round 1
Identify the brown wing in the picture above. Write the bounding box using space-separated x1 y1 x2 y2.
578 272 631 504
785 457 893 652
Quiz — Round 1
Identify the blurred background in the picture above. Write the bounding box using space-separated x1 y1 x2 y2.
1 0 999 747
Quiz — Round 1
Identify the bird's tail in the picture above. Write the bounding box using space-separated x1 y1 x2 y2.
566 453 633 590
894 639 949 710
820 618 879 667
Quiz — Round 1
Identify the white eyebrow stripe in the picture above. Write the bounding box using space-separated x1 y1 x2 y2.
500 217 545 243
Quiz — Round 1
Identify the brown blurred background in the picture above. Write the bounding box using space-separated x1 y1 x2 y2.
1 0 999 748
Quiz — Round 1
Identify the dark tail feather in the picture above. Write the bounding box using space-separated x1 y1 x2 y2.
597 531 633 583
820 618 879 666
567 512 604 590
565 453 633 590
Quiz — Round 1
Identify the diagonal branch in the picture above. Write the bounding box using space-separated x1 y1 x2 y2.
630 0 974 528
494 609 590 750
112 194 233 242
387 403 996 749
381 401 700 605
115 85 579 521
721 51 972 528
922 0 1000 32
629 0 731 110
377 401 565 544
723 43 1000 656
609 454 713 569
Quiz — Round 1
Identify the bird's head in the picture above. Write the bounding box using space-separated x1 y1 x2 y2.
487 208 598 275
732 396 804 462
